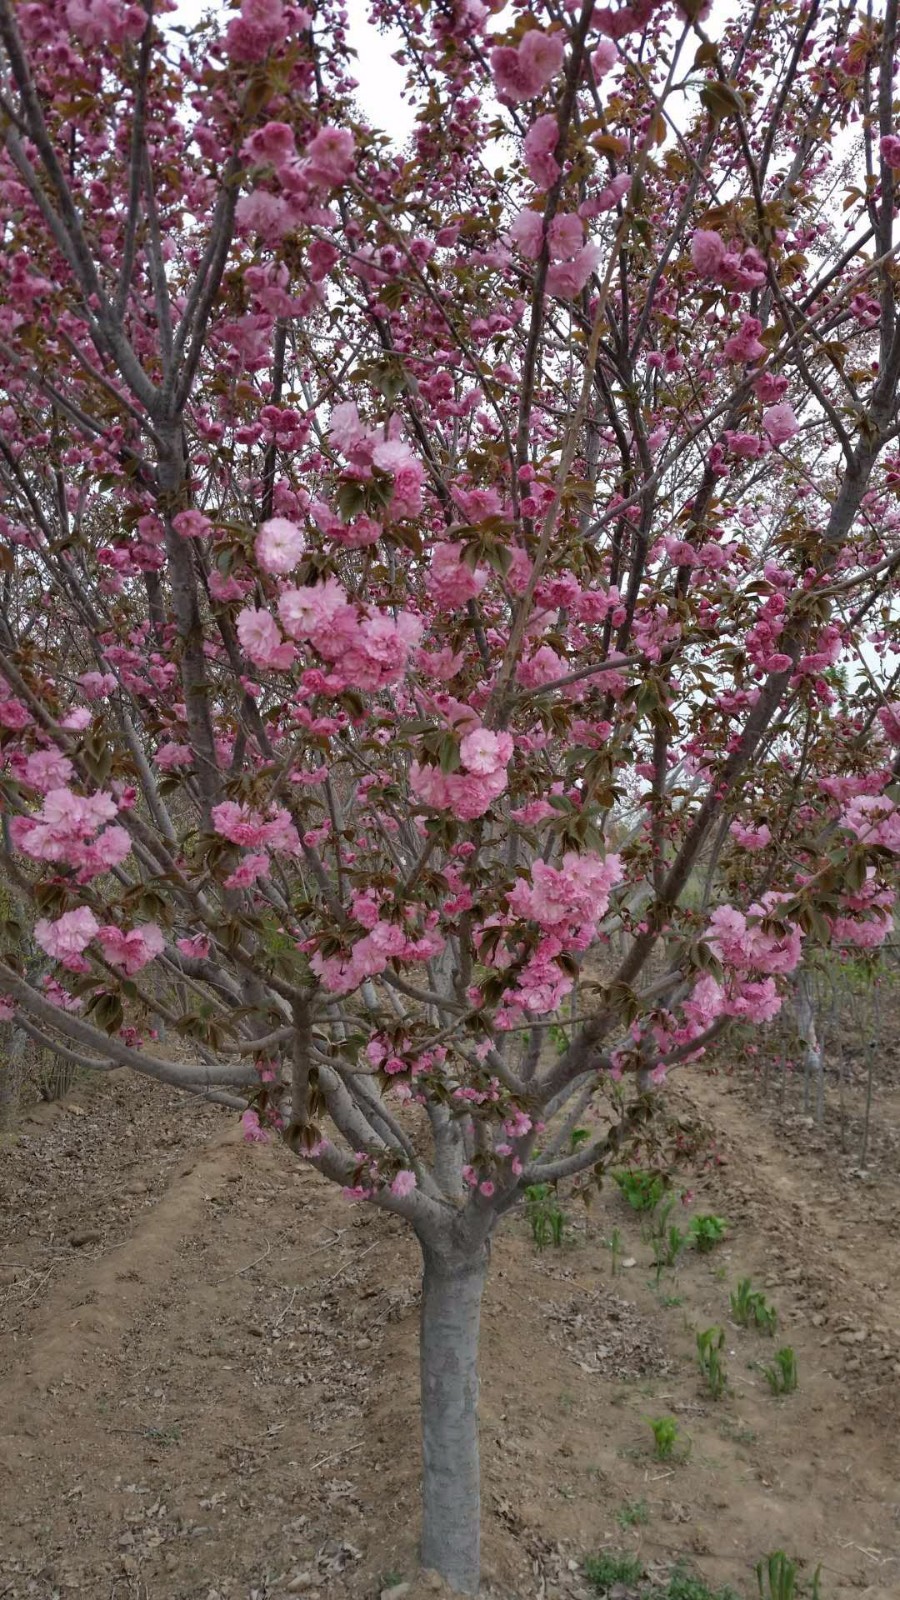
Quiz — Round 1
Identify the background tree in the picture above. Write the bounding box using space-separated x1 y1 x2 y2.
1 0 900 1589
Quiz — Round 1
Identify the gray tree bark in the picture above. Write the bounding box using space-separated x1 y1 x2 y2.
419 1236 489 1595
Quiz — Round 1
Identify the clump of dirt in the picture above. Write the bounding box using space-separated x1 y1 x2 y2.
0 1064 898 1600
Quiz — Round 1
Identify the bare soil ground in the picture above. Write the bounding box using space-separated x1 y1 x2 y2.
1 1056 899 1600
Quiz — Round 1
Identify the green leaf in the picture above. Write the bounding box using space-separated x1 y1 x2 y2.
700 81 747 121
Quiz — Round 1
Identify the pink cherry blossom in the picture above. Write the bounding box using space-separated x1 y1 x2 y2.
96 922 165 975
305 126 356 187
156 741 193 771
546 243 601 298
34 907 99 966
224 851 271 888
523 114 560 187
490 30 565 104
508 209 544 258
244 121 296 165
225 0 287 63
171 509 212 539
723 316 766 362
877 703 900 744
236 606 295 669
329 401 368 455
762 403 799 446
547 212 584 262
841 794 900 852
459 727 514 776
21 751 74 792
241 1108 272 1143
690 229 727 277
591 40 617 77
0 698 32 729
427 543 488 608
255 516 306 574
66 0 145 47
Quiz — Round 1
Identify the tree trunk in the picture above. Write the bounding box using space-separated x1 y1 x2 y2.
419 1237 488 1595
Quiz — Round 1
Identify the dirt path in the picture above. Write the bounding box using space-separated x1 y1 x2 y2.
0 1067 898 1600
685 1068 900 1422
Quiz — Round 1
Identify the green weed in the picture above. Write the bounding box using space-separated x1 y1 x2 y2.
585 1554 740 1599
647 1415 680 1461
524 1182 566 1250
606 1225 624 1276
756 1550 822 1599
696 1325 728 1399
688 1214 728 1252
584 1552 645 1591
730 1278 777 1335
762 1346 798 1396
663 1573 741 1600
617 1498 650 1529
614 1168 666 1212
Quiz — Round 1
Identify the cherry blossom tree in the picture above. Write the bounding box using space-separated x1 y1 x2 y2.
1 0 900 1588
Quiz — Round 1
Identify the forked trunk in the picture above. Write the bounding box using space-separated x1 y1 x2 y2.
419 1237 489 1595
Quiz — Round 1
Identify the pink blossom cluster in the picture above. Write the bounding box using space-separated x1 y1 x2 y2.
211 801 301 852
328 401 424 521
877 703 900 744
730 821 772 851
255 515 306 574
690 229 768 291
840 794 900 853
65 0 146 47
224 0 289 63
97 922 165 975
683 971 782 1030
426 542 488 608
830 869 895 949
480 851 624 1023
524 115 560 187
410 726 514 821
34 907 163 975
340 1152 418 1202
490 29 564 103
0 697 32 729
508 206 602 296
276 574 423 691
211 800 301 886
12 752 72 796
309 920 444 996
365 1033 446 1090
508 850 624 934
10 786 131 882
706 897 804 976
